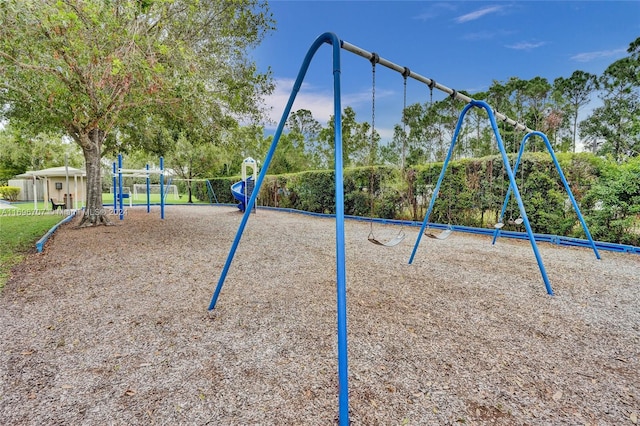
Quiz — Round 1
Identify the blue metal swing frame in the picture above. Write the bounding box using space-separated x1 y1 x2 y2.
491 131 601 263
409 101 600 296
207 33 601 425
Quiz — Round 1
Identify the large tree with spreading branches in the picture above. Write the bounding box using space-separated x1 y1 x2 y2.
0 0 274 226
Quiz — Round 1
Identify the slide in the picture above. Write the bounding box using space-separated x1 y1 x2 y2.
230 177 254 212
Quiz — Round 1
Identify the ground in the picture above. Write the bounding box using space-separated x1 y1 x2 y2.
0 206 638 425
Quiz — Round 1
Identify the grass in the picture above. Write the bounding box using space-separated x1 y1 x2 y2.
0 209 68 288
9 201 50 210
101 193 211 204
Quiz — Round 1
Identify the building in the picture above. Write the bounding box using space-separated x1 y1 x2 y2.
10 166 86 210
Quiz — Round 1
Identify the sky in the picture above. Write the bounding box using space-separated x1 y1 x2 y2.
251 1 640 145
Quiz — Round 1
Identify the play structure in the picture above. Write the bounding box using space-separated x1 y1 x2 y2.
113 154 167 220
230 157 258 212
207 33 601 425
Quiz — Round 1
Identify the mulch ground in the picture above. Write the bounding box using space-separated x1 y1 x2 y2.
0 205 638 425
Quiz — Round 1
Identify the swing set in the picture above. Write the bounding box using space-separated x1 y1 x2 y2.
206 33 602 426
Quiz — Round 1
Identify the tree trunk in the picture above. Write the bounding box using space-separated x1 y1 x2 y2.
572 112 578 153
187 160 194 203
77 128 113 227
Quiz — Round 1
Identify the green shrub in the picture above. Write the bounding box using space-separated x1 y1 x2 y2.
581 158 640 246
0 186 20 201
209 153 639 246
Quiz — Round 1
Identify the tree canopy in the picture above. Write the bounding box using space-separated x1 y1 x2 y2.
1 7 637 202
0 0 274 225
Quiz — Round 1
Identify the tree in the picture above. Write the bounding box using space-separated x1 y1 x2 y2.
486 80 521 153
286 109 322 165
581 157 640 245
400 102 429 166
260 132 311 174
160 130 220 203
522 77 552 135
580 39 640 161
0 0 274 226
553 71 598 152
318 107 370 168
0 123 83 183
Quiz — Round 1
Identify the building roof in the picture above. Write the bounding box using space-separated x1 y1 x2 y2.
15 166 86 179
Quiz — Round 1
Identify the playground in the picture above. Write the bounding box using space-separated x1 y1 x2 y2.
0 205 638 425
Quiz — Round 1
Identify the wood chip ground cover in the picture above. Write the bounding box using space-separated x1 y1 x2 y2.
0 206 638 425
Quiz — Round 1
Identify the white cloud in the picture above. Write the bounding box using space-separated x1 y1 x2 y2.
261 77 392 130
570 48 627 63
455 5 504 23
261 78 334 128
505 41 546 51
413 2 457 21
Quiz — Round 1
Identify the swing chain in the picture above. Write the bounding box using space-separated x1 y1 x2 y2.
428 79 436 105
368 54 379 234
370 53 379 157
400 67 410 172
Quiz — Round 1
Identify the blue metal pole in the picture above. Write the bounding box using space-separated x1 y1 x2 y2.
330 38 349 426
112 162 117 213
409 102 474 264
409 101 554 295
491 132 600 260
118 154 124 220
208 32 340 309
206 32 350 425
526 132 600 259
207 180 218 204
146 164 150 213
478 101 554 295
491 138 526 245
160 157 164 220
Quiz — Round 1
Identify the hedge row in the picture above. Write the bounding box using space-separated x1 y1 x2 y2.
209 153 639 246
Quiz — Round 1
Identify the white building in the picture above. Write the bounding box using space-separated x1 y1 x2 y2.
10 166 86 210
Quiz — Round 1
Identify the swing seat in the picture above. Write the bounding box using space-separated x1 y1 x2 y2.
368 230 405 247
425 227 453 240
494 222 505 229
507 217 524 225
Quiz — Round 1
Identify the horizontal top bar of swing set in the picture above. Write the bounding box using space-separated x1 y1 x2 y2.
117 168 164 174
339 40 535 134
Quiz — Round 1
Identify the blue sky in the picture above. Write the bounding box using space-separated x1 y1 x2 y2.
252 1 640 144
